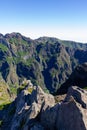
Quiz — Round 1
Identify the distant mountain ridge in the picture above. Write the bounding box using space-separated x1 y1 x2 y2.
0 32 87 95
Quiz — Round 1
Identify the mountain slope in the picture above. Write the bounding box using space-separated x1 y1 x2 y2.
0 33 87 95
57 62 87 94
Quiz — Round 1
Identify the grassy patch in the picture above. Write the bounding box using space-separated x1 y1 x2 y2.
9 38 28 46
10 86 17 95
6 57 13 64
0 102 11 110
0 104 4 110
43 88 49 94
27 87 33 94
9 38 19 45
84 86 87 90
17 80 27 94
0 43 8 52
17 51 27 57
0 81 11 106
24 58 34 67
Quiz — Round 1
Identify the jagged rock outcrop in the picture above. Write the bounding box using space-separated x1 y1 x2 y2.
10 80 55 130
57 86 87 130
40 86 87 130
2 80 87 130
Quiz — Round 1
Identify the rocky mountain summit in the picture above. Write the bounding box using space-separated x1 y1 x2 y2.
1 80 87 130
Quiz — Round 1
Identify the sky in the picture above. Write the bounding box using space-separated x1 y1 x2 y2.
0 0 87 42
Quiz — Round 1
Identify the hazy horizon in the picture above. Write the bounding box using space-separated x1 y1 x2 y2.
0 32 87 44
0 0 87 43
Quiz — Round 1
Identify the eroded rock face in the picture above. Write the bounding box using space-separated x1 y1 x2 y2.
10 80 55 130
57 86 87 130
40 103 59 130
2 81 87 130
57 62 87 95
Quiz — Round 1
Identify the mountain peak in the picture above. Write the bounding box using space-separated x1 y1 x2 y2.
4 32 22 38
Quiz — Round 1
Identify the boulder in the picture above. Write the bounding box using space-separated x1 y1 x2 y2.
57 86 87 130
40 86 87 130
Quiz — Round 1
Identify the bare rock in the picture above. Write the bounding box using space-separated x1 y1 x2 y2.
57 86 87 130
10 80 55 130
65 86 87 108
7 81 87 130
40 86 87 130
41 104 59 130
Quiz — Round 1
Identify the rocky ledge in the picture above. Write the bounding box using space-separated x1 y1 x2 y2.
1 80 87 130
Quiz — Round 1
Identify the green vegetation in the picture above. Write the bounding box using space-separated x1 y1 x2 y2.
43 88 49 94
24 58 34 66
21 39 28 45
9 38 28 45
10 86 18 95
0 43 8 52
0 102 11 110
27 87 33 94
17 51 27 57
17 79 34 94
0 81 11 106
13 57 20 64
0 120 3 127
84 86 87 90
17 80 28 94
0 103 5 110
6 57 13 64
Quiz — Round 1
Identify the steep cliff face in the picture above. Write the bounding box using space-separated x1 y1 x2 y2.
1 80 87 130
0 33 87 94
57 62 87 94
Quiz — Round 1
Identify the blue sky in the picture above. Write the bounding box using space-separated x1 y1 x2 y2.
0 0 87 42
